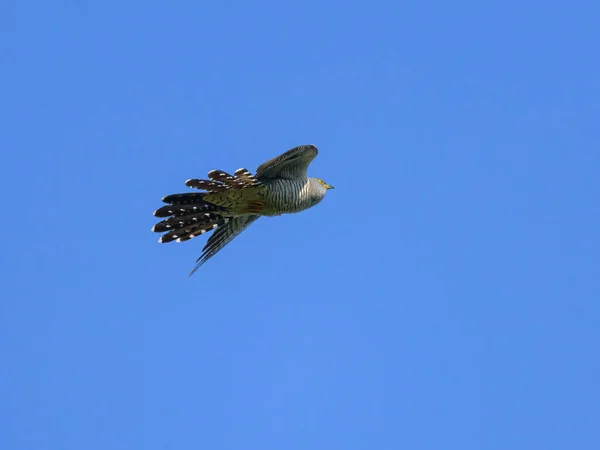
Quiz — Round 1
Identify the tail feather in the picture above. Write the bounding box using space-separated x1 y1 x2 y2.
161 193 209 205
158 217 226 243
176 220 225 243
233 168 258 184
185 179 231 191
152 212 215 233
152 166 261 260
186 168 261 192
208 170 237 185
153 203 222 218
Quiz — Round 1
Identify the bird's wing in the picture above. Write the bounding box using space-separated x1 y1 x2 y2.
255 145 318 180
188 215 259 276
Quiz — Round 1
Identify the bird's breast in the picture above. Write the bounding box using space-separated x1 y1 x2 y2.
261 178 315 215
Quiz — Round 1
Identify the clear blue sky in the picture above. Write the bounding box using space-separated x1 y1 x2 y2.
2 1 599 449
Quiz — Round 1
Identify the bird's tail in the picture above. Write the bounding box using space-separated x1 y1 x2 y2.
185 168 261 191
152 193 228 243
184 168 266 213
152 168 261 243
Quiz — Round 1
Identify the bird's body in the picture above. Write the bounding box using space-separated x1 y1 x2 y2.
259 177 327 216
152 144 333 275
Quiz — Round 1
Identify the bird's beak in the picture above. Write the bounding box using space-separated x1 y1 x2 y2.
325 183 335 190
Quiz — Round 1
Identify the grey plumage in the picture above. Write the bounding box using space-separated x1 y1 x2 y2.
152 144 334 275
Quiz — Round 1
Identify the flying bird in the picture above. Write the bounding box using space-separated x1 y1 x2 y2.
152 144 334 275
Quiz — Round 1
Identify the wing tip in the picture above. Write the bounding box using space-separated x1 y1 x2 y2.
188 262 203 277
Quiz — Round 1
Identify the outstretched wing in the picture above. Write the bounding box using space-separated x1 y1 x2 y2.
188 215 259 276
255 145 318 180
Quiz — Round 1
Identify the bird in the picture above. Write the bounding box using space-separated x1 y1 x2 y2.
152 144 334 276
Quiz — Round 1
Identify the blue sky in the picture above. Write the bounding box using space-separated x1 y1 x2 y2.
2 1 599 449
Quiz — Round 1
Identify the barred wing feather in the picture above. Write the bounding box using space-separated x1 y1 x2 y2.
255 145 318 180
188 215 259 276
